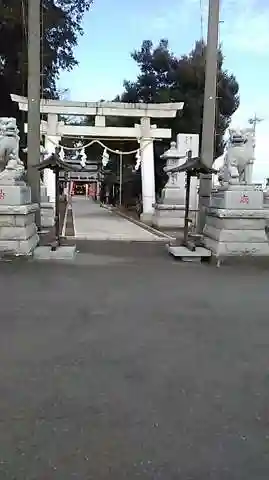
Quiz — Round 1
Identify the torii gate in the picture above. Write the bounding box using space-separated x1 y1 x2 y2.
12 94 183 223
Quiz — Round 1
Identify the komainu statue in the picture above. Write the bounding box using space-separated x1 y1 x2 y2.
218 128 255 186
0 117 25 184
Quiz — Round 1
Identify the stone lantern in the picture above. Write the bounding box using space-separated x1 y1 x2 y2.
159 141 185 204
152 141 199 229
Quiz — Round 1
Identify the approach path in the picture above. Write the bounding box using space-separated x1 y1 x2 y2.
71 196 163 241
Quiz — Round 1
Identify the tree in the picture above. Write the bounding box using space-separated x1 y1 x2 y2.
118 39 240 159
0 75 19 118
0 0 93 100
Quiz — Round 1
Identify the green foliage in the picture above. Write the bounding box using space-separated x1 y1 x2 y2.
0 0 93 98
119 39 240 159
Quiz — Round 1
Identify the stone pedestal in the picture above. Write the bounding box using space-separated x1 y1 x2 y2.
263 186 269 224
153 180 198 228
41 202 54 228
203 185 269 260
0 117 39 255
264 190 269 208
40 184 54 228
0 184 39 255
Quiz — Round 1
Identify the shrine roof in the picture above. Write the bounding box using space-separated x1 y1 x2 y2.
164 156 217 176
34 154 77 172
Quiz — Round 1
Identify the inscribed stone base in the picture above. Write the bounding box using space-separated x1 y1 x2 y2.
161 181 198 208
161 187 183 205
205 213 265 230
153 204 197 229
40 185 49 202
0 203 39 255
140 212 153 225
0 184 31 205
41 201 54 228
211 184 263 210
204 236 269 257
264 204 269 230
203 207 269 259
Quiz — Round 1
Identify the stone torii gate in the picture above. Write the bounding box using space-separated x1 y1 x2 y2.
12 94 183 223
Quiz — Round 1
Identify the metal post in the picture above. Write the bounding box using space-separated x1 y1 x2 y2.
197 0 220 233
52 166 60 251
27 0 41 228
183 172 191 244
119 152 123 206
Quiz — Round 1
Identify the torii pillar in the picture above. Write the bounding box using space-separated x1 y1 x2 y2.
139 117 156 224
44 114 61 203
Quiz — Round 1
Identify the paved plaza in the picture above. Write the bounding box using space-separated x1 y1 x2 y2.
0 249 269 479
71 197 163 241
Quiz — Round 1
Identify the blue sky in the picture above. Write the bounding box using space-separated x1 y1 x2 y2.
59 0 269 182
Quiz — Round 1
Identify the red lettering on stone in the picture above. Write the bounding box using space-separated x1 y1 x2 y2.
0 189 5 200
240 194 249 204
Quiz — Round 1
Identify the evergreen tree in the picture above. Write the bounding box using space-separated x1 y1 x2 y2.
0 0 93 103
118 39 240 159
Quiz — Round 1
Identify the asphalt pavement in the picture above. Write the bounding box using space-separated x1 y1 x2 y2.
0 249 269 479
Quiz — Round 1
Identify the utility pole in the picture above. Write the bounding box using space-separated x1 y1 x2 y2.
197 0 220 233
27 0 41 228
249 114 263 134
